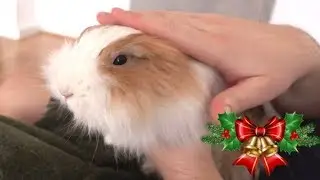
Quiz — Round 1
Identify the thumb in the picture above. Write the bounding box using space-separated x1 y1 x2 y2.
210 76 290 121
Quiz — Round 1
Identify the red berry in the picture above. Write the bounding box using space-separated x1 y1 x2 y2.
290 131 299 140
222 129 231 139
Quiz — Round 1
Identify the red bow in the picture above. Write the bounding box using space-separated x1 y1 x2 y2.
232 116 288 176
235 116 286 142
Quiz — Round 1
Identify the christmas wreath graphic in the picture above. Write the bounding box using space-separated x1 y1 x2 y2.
201 112 320 176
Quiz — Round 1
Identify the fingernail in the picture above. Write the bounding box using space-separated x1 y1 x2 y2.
224 105 232 113
97 12 110 17
111 7 124 14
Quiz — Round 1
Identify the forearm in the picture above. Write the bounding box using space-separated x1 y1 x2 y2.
273 64 320 119
272 33 320 119
147 143 223 180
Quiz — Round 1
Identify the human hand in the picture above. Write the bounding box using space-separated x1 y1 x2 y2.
97 8 320 120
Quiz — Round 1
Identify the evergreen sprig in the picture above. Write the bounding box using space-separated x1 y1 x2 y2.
296 123 320 147
201 124 224 145
201 112 241 151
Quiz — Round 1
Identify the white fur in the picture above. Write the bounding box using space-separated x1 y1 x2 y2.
44 26 141 136
43 25 223 156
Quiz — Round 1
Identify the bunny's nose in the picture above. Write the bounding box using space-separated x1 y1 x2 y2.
61 92 74 99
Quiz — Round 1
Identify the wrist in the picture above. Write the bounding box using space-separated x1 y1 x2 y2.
147 143 223 180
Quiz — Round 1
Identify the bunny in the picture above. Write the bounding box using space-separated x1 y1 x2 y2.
43 25 276 180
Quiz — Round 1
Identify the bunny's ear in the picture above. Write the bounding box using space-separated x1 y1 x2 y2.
78 25 103 39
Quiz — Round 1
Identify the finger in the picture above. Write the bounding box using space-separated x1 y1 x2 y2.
110 8 190 34
96 12 118 25
97 9 177 41
104 9 235 68
110 8 145 28
210 76 290 121
97 8 144 25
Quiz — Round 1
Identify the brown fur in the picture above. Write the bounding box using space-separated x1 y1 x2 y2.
98 34 206 122
97 33 265 180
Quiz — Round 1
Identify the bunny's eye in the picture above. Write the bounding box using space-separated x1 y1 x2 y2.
113 54 127 65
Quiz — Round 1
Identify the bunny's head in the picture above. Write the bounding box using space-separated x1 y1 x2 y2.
43 25 225 154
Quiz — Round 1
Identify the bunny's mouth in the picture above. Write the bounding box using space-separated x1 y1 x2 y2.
57 90 74 104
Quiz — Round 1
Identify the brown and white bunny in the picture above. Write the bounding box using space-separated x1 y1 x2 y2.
43 25 277 180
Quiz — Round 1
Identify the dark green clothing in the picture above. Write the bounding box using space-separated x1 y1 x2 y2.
0 99 158 180
1 99 320 180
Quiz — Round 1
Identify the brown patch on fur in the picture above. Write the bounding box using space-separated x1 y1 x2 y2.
97 33 206 121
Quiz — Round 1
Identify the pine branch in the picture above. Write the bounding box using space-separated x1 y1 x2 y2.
201 135 224 145
296 123 316 135
296 123 320 147
202 124 224 145
297 136 320 147
206 124 224 134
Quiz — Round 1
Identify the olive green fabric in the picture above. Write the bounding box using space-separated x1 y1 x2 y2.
0 99 158 180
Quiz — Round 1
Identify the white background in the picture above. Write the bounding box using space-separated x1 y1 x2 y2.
0 0 319 43
270 0 320 43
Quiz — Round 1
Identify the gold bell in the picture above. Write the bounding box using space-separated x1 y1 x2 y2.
259 136 278 157
241 136 262 157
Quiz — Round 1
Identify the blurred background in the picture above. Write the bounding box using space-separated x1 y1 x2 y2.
0 0 319 123
1 0 275 39
0 0 319 40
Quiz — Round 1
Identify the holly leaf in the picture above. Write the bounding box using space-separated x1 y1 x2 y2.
284 112 303 132
218 112 238 131
222 129 241 151
278 137 298 154
222 136 241 151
